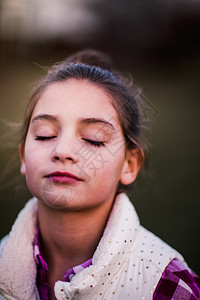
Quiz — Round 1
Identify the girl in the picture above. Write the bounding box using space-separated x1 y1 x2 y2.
0 50 199 300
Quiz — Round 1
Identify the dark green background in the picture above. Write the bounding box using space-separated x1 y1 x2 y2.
0 0 199 274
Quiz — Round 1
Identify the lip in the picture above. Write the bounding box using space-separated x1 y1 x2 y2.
45 171 83 183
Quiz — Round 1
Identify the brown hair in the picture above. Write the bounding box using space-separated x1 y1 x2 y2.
20 49 148 192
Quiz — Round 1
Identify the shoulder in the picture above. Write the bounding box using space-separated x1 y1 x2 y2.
153 258 200 299
0 198 38 256
0 235 9 258
122 225 186 297
134 225 184 272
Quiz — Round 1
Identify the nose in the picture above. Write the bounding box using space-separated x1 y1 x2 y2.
51 134 79 163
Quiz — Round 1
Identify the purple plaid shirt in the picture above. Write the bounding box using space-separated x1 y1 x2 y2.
34 229 200 299
153 258 200 299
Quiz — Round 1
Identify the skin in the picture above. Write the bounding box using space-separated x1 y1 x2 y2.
20 79 141 298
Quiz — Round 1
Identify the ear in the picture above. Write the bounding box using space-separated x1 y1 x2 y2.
120 148 142 185
19 143 26 175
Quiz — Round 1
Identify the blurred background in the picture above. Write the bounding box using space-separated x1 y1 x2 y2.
0 0 200 273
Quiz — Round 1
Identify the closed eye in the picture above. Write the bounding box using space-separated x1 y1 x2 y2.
83 138 105 147
35 136 57 141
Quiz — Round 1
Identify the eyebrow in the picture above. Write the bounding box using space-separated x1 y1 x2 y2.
31 114 58 123
79 118 116 131
31 114 116 131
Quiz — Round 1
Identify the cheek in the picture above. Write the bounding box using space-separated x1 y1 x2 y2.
94 151 125 182
24 162 37 186
23 149 43 185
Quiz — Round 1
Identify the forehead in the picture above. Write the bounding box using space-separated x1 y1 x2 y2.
32 79 120 127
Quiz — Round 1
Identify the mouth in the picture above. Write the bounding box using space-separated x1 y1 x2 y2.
45 171 83 184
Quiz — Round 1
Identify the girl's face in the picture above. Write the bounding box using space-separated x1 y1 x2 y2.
20 79 139 210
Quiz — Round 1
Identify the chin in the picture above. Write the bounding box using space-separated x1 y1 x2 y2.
41 187 77 209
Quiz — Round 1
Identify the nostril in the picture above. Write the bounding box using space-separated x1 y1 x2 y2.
53 155 74 162
65 156 73 161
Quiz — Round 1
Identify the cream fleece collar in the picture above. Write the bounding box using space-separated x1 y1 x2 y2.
0 194 139 300
0 198 38 300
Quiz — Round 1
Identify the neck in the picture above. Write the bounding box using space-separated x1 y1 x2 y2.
37 198 114 284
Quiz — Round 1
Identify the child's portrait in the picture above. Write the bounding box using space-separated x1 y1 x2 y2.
0 2 199 300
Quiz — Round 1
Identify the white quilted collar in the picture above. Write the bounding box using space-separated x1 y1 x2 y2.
54 193 140 298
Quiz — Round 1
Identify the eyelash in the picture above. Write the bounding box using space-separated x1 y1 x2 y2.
35 136 56 141
83 139 105 147
35 136 105 147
